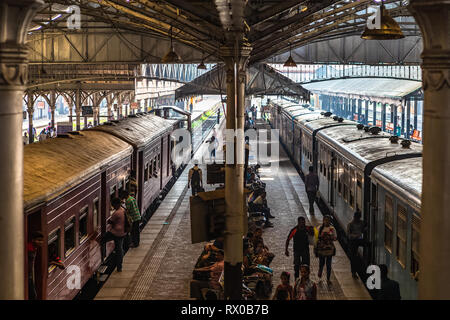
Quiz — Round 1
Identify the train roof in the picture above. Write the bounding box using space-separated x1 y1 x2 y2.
371 158 422 212
90 113 175 148
24 131 133 211
300 117 356 135
317 125 423 171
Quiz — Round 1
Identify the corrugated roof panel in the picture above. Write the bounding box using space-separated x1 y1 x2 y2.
303 78 422 100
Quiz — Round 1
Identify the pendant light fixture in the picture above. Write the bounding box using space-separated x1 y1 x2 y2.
162 26 181 63
197 52 207 70
283 43 297 68
361 4 405 40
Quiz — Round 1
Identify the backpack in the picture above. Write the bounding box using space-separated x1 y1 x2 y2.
191 168 201 186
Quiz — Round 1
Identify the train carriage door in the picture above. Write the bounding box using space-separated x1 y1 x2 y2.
100 170 107 261
26 209 45 300
330 154 336 207
160 138 164 190
368 182 378 264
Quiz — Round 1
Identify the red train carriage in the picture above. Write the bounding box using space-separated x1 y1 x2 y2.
24 131 133 300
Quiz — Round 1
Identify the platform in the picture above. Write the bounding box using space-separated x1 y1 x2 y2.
95 119 371 300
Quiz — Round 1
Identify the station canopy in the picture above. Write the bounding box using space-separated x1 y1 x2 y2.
175 63 309 100
303 78 423 104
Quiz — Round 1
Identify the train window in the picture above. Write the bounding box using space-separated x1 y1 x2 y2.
144 163 149 182
384 195 394 253
153 158 158 177
349 168 355 208
79 207 88 243
157 154 161 169
411 214 420 279
396 204 407 268
343 164 349 203
149 160 153 178
371 183 377 207
47 228 60 272
356 174 363 211
64 217 76 257
93 198 99 231
110 185 116 203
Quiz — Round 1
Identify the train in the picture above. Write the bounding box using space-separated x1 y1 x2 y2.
23 112 186 300
267 98 422 300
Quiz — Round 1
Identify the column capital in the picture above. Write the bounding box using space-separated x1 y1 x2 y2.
0 0 43 88
408 1 450 91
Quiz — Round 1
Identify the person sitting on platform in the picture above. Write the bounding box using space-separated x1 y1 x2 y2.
249 191 274 228
190 250 224 300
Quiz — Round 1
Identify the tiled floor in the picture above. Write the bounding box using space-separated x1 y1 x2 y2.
95 119 371 300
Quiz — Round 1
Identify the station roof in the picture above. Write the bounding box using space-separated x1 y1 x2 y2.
24 131 132 211
303 78 423 104
175 63 309 100
91 114 175 149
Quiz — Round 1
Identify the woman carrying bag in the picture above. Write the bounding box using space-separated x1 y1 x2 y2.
315 215 337 284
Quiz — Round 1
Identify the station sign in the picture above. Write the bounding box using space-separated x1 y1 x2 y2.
37 101 45 109
130 102 139 109
81 105 93 117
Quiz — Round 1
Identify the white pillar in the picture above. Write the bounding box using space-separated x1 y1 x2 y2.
409 0 450 299
0 0 43 299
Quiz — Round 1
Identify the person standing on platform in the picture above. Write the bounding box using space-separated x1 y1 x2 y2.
347 210 367 279
305 166 319 214
376 264 401 300
294 265 317 300
23 132 29 145
316 215 337 284
285 216 314 280
272 271 294 300
101 198 126 271
188 161 203 196
121 190 141 248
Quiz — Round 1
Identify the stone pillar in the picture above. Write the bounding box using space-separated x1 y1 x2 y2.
26 91 34 143
49 90 56 129
372 101 377 127
364 100 369 126
0 0 43 299
392 104 398 135
406 99 411 138
413 98 418 131
222 45 251 300
357 99 362 123
401 102 406 136
381 103 386 131
75 88 81 131
409 0 450 299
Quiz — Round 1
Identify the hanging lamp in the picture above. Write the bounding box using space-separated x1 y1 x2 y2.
284 43 297 68
361 4 405 40
197 52 207 70
162 26 181 63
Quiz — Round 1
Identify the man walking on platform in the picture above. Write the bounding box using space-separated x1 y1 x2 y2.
121 190 141 248
305 166 319 214
285 217 314 280
188 161 203 196
347 210 367 279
